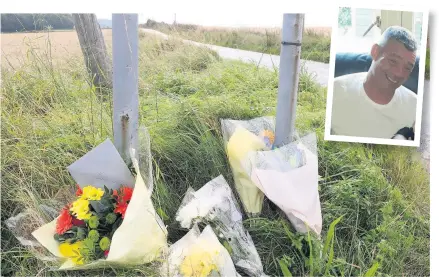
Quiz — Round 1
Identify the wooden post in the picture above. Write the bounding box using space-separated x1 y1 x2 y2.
273 14 304 148
72 14 112 90
112 14 139 164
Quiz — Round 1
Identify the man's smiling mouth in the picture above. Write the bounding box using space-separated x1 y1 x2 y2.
386 74 398 84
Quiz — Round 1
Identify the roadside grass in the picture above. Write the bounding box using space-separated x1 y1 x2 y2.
1 32 429 276
142 20 430 80
142 21 331 63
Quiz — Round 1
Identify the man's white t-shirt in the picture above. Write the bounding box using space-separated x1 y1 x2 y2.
330 72 417 139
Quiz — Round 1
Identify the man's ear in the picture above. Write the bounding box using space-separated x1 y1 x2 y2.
371 44 381 61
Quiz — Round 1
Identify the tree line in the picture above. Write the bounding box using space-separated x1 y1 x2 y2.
1 14 74 33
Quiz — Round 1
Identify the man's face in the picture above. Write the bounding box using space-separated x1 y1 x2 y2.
370 39 417 90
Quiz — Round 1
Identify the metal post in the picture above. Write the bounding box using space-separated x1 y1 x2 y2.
273 13 304 148
112 14 139 164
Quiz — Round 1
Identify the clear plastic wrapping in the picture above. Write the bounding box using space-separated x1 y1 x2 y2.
175 175 267 277
220 116 322 235
220 116 276 216
246 132 322 235
160 224 241 277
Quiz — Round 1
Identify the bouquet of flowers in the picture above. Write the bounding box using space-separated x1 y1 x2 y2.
221 116 322 235
50 184 134 265
245 132 323 235
7 127 169 270
161 224 240 277
175 175 267 277
220 116 276 217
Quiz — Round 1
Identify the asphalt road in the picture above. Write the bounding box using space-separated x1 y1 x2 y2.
141 28 430 171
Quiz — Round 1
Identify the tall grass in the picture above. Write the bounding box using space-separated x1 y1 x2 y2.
142 20 332 63
1 32 429 276
142 19 431 80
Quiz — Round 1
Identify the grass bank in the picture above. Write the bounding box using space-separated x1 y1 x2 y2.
141 20 332 63
141 20 430 80
1 33 429 276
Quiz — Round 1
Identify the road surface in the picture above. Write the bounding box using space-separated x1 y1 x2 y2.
141 28 430 171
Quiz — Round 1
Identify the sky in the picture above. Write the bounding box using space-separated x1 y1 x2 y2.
92 1 429 29
2 0 430 29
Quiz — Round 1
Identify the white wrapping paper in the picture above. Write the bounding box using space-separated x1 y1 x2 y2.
247 133 322 235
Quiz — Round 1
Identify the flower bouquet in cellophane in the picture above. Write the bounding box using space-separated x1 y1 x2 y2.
175 175 267 277
221 116 323 236
160 224 241 277
7 127 169 270
244 132 323 236
51 184 135 266
220 116 276 217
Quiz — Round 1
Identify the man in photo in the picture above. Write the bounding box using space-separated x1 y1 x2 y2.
330 26 418 140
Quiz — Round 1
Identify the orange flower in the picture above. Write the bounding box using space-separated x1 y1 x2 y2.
75 184 83 197
114 202 128 218
119 186 133 203
261 130 275 147
113 186 133 202
113 186 133 219
56 206 73 235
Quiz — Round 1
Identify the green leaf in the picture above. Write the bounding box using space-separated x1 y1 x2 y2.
104 186 110 195
307 229 314 276
222 240 233 255
157 207 169 221
282 220 295 243
282 220 306 259
325 235 335 276
278 258 293 277
364 262 380 277
323 215 343 257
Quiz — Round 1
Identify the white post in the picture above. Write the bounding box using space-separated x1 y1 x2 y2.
273 14 304 148
112 14 139 164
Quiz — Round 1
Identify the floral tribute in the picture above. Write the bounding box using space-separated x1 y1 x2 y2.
53 184 134 265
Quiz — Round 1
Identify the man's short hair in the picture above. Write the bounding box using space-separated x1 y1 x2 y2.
377 26 418 52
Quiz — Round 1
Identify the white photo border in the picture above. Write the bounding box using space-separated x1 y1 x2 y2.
324 2 430 147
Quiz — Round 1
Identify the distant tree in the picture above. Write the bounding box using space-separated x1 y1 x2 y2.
338 7 352 34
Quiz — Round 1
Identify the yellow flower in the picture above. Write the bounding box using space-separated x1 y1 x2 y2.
59 241 84 265
70 199 92 220
81 186 104 201
180 243 220 277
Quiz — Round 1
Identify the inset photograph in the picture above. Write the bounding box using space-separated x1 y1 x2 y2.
324 6 429 146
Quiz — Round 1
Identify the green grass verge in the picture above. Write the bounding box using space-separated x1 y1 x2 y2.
142 22 331 64
1 33 429 277
141 20 430 80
